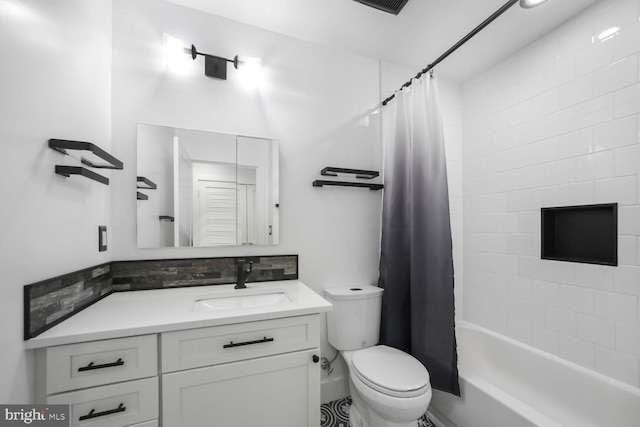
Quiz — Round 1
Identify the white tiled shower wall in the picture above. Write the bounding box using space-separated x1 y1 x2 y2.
463 0 640 387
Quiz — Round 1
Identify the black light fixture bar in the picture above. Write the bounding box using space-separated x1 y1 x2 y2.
55 166 109 185
313 180 383 190
49 139 123 170
137 176 157 190
321 167 379 179
382 0 519 105
189 44 240 80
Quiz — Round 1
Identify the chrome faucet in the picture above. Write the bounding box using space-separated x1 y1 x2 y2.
235 259 253 289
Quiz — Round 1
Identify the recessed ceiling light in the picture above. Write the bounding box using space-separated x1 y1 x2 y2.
520 0 549 8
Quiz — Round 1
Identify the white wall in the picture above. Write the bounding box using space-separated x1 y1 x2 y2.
110 0 382 397
463 0 640 388
0 0 113 402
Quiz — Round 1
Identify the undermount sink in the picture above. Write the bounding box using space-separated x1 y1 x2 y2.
193 291 291 312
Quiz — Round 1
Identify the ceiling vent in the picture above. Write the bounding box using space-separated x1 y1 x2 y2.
353 0 411 15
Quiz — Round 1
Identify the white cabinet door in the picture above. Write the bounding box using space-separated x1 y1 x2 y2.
162 349 320 427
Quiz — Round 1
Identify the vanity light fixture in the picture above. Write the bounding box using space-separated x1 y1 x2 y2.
189 44 243 80
519 0 548 8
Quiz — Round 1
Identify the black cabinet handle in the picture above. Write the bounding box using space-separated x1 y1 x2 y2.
78 358 125 372
223 337 274 349
79 403 126 421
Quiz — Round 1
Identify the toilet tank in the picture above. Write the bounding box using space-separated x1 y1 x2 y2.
324 285 384 350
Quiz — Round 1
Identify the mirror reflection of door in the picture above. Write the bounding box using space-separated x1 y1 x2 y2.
192 162 237 247
237 166 257 245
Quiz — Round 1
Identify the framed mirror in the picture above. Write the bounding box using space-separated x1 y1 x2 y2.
136 124 279 248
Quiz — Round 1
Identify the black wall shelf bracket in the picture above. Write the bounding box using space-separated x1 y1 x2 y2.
159 216 175 222
137 192 148 200
137 176 157 190
313 180 383 190
55 166 109 185
321 167 379 179
49 139 123 170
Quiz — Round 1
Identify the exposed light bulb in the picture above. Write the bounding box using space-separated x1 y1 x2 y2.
237 56 263 89
163 34 189 74
519 0 548 9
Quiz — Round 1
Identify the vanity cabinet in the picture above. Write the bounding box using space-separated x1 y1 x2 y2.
35 335 159 427
161 314 321 427
35 314 322 427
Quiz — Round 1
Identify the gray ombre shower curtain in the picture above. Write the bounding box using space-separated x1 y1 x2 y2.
379 74 460 396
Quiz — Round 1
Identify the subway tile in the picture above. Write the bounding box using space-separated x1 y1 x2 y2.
507 317 532 343
575 37 615 75
559 73 594 109
595 290 639 325
518 211 539 234
556 128 594 159
518 73 545 103
544 57 576 90
497 294 520 318
505 145 532 170
556 16 595 61
575 151 615 181
560 335 595 369
544 107 577 138
594 56 639 97
530 89 560 119
544 158 576 186
531 186 561 208
519 299 546 326
508 276 532 299
615 266 640 296
595 346 640 387
518 164 547 189
614 144 640 176
506 99 532 128
529 137 560 164
619 235 639 266
593 0 640 35
575 263 616 291
575 93 615 128
507 189 533 212
576 313 615 347
614 82 640 117
494 84 519 112
531 325 560 355
618 205 640 234
531 280 561 305
594 175 638 205
561 285 595 315
614 22 640 60
616 323 640 356
592 115 637 151
546 306 577 335
559 181 595 205
507 233 538 256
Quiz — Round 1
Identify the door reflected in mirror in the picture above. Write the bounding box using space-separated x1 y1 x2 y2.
137 124 279 248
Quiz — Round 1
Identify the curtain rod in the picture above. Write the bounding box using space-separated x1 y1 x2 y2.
381 0 519 106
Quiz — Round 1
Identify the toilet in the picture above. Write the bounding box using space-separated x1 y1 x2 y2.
324 285 432 427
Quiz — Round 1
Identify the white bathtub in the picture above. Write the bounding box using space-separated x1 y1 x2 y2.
428 321 640 427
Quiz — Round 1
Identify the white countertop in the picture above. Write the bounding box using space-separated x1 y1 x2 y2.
25 280 332 349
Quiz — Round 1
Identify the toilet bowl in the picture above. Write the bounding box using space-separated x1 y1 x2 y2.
324 285 433 427
342 346 432 427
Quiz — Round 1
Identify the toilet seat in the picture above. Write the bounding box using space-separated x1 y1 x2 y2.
351 345 431 398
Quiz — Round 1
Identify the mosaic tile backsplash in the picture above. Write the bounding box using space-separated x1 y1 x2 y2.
24 255 298 339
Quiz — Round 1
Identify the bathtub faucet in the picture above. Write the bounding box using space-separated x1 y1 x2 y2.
235 259 253 289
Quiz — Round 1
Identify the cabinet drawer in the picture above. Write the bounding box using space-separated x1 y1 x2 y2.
40 335 157 394
47 377 158 427
161 315 319 372
127 420 158 427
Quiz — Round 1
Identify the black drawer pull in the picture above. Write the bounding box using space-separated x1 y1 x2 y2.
78 358 125 372
79 403 126 421
223 337 274 349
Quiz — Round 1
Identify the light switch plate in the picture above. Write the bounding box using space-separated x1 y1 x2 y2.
98 226 107 252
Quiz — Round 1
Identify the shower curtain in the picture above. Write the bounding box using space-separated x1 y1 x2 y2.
379 74 460 396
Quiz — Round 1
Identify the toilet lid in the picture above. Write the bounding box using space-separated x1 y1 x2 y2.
351 345 430 398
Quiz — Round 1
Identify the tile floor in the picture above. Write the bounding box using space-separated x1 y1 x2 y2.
321 397 435 427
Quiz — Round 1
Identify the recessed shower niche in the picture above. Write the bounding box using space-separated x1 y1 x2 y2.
541 203 617 266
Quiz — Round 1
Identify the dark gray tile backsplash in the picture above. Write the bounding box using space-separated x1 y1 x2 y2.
24 255 298 339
